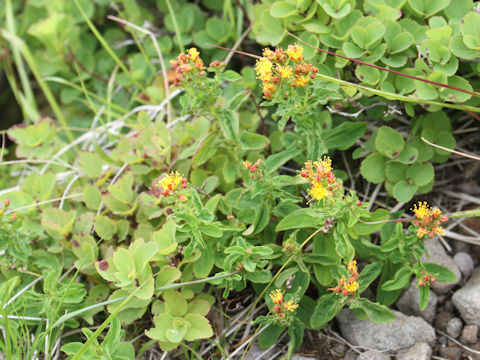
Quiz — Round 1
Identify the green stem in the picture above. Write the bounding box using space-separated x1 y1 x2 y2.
448 208 480 219
315 73 480 113
165 0 184 53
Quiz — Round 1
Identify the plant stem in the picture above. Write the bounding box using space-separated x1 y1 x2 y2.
165 0 184 53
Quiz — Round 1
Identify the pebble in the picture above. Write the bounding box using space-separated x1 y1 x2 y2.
460 324 478 344
438 346 462 360
344 349 358 360
395 342 431 360
435 310 454 331
452 268 480 325
357 350 390 360
453 252 474 280
446 317 463 338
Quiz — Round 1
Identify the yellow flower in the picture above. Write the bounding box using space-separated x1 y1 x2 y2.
309 182 329 201
291 75 309 87
159 172 183 192
187 47 200 61
270 289 283 304
347 260 357 274
283 300 299 312
262 48 275 60
286 44 303 61
433 226 445 235
276 65 293 79
262 83 276 97
259 72 272 83
255 58 273 77
344 281 358 293
412 202 430 220
417 227 427 238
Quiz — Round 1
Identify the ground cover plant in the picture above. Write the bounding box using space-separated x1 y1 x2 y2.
1 0 480 359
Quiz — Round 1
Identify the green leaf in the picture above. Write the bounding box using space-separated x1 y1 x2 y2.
311 293 344 329
360 153 387 184
152 231 178 256
192 132 218 168
390 32 414 54
323 122 367 150
381 266 412 291
423 263 457 282
385 162 408 183
461 12 480 49
355 65 381 85
220 70 242 82
193 245 215 278
184 314 213 341
407 163 434 187
41 209 76 241
156 266 182 289
357 262 383 293
83 185 102 211
79 151 103 178
257 324 284 349
359 298 395 323
418 285 430 311
276 208 326 231
164 290 187 317
408 0 451 17
265 144 302 174
375 126 405 158
270 1 297 18
392 180 417 202
94 215 117 241
240 132 269 150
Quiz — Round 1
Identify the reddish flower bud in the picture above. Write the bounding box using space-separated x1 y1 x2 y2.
11 214 17 220
181 178 188 184
179 194 187 202
161 189 170 197
98 260 109 271
357 201 363 206
182 183 187 189
4 199 10 206
300 170 309 178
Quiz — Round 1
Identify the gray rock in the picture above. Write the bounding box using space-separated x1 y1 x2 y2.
452 268 480 325
245 343 265 360
336 309 435 352
460 324 478 344
395 342 432 360
421 237 461 293
454 252 474 280
396 280 437 324
446 317 463 338
358 350 390 360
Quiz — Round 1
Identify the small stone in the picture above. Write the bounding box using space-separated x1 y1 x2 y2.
421 237 461 293
444 300 455 312
396 280 437 324
435 311 454 331
357 350 390 360
446 317 463 338
460 324 478 344
337 309 435 352
344 349 358 360
439 346 462 360
454 252 474 280
331 343 347 356
452 268 480 325
396 342 431 360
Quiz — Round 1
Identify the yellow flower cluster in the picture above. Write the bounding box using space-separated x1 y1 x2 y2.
158 172 188 197
269 289 299 319
329 260 360 297
255 44 318 99
170 47 205 86
299 157 341 203
411 202 448 238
